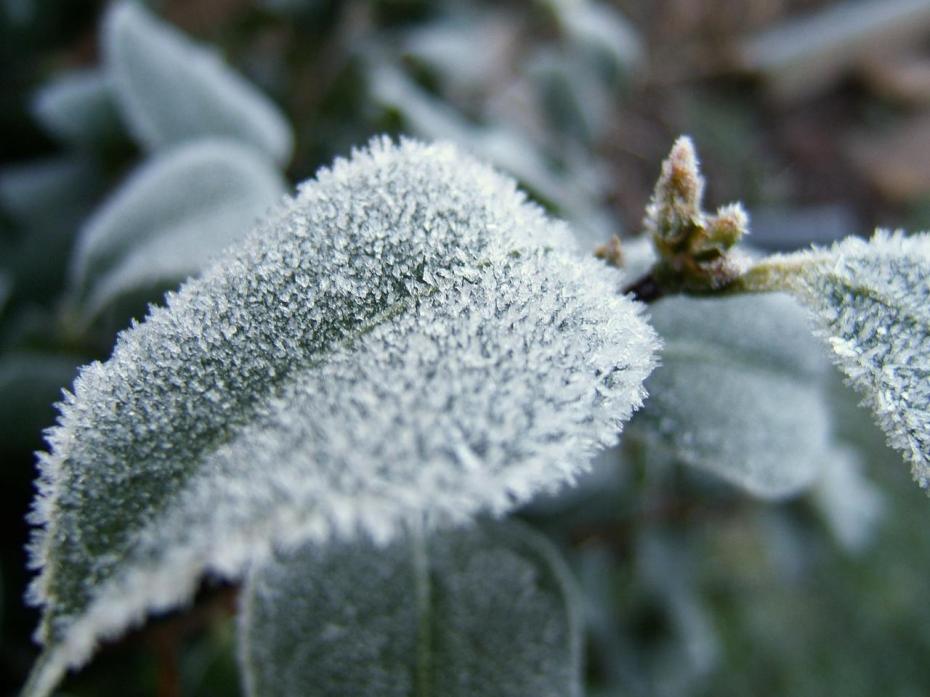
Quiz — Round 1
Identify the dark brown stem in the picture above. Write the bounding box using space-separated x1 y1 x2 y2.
622 273 665 303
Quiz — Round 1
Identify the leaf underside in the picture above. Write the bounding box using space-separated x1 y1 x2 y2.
24 138 657 696
239 521 581 697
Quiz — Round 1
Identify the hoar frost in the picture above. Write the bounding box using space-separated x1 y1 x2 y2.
751 231 930 488
24 138 657 697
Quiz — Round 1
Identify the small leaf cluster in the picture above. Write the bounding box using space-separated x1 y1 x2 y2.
643 137 750 293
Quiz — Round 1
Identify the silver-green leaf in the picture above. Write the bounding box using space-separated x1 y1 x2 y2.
69 138 285 324
739 230 930 488
630 292 836 498
24 138 657 696
238 521 581 697
31 69 122 148
103 1 293 163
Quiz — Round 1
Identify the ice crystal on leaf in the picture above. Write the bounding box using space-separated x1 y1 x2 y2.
239 521 580 697
771 231 930 488
23 138 657 696
103 2 293 163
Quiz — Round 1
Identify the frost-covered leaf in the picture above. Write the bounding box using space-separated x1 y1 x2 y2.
69 139 285 324
741 230 930 488
103 2 293 163
238 521 580 697
630 293 836 498
24 138 657 696
31 69 122 148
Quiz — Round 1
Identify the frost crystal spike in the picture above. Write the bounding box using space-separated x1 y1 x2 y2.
23 138 658 696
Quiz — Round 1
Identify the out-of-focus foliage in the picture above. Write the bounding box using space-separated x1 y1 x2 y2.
69 138 285 325
630 293 839 499
31 69 121 149
239 521 580 697
103 3 294 163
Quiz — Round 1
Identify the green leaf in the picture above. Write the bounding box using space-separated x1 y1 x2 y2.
69 138 285 325
103 1 293 163
238 521 581 697
24 138 657 696
630 293 837 498
31 69 123 148
738 230 930 489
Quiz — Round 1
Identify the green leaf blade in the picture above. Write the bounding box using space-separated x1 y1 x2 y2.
238 521 581 697
630 293 836 499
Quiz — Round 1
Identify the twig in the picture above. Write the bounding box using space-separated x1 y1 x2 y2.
622 273 664 303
